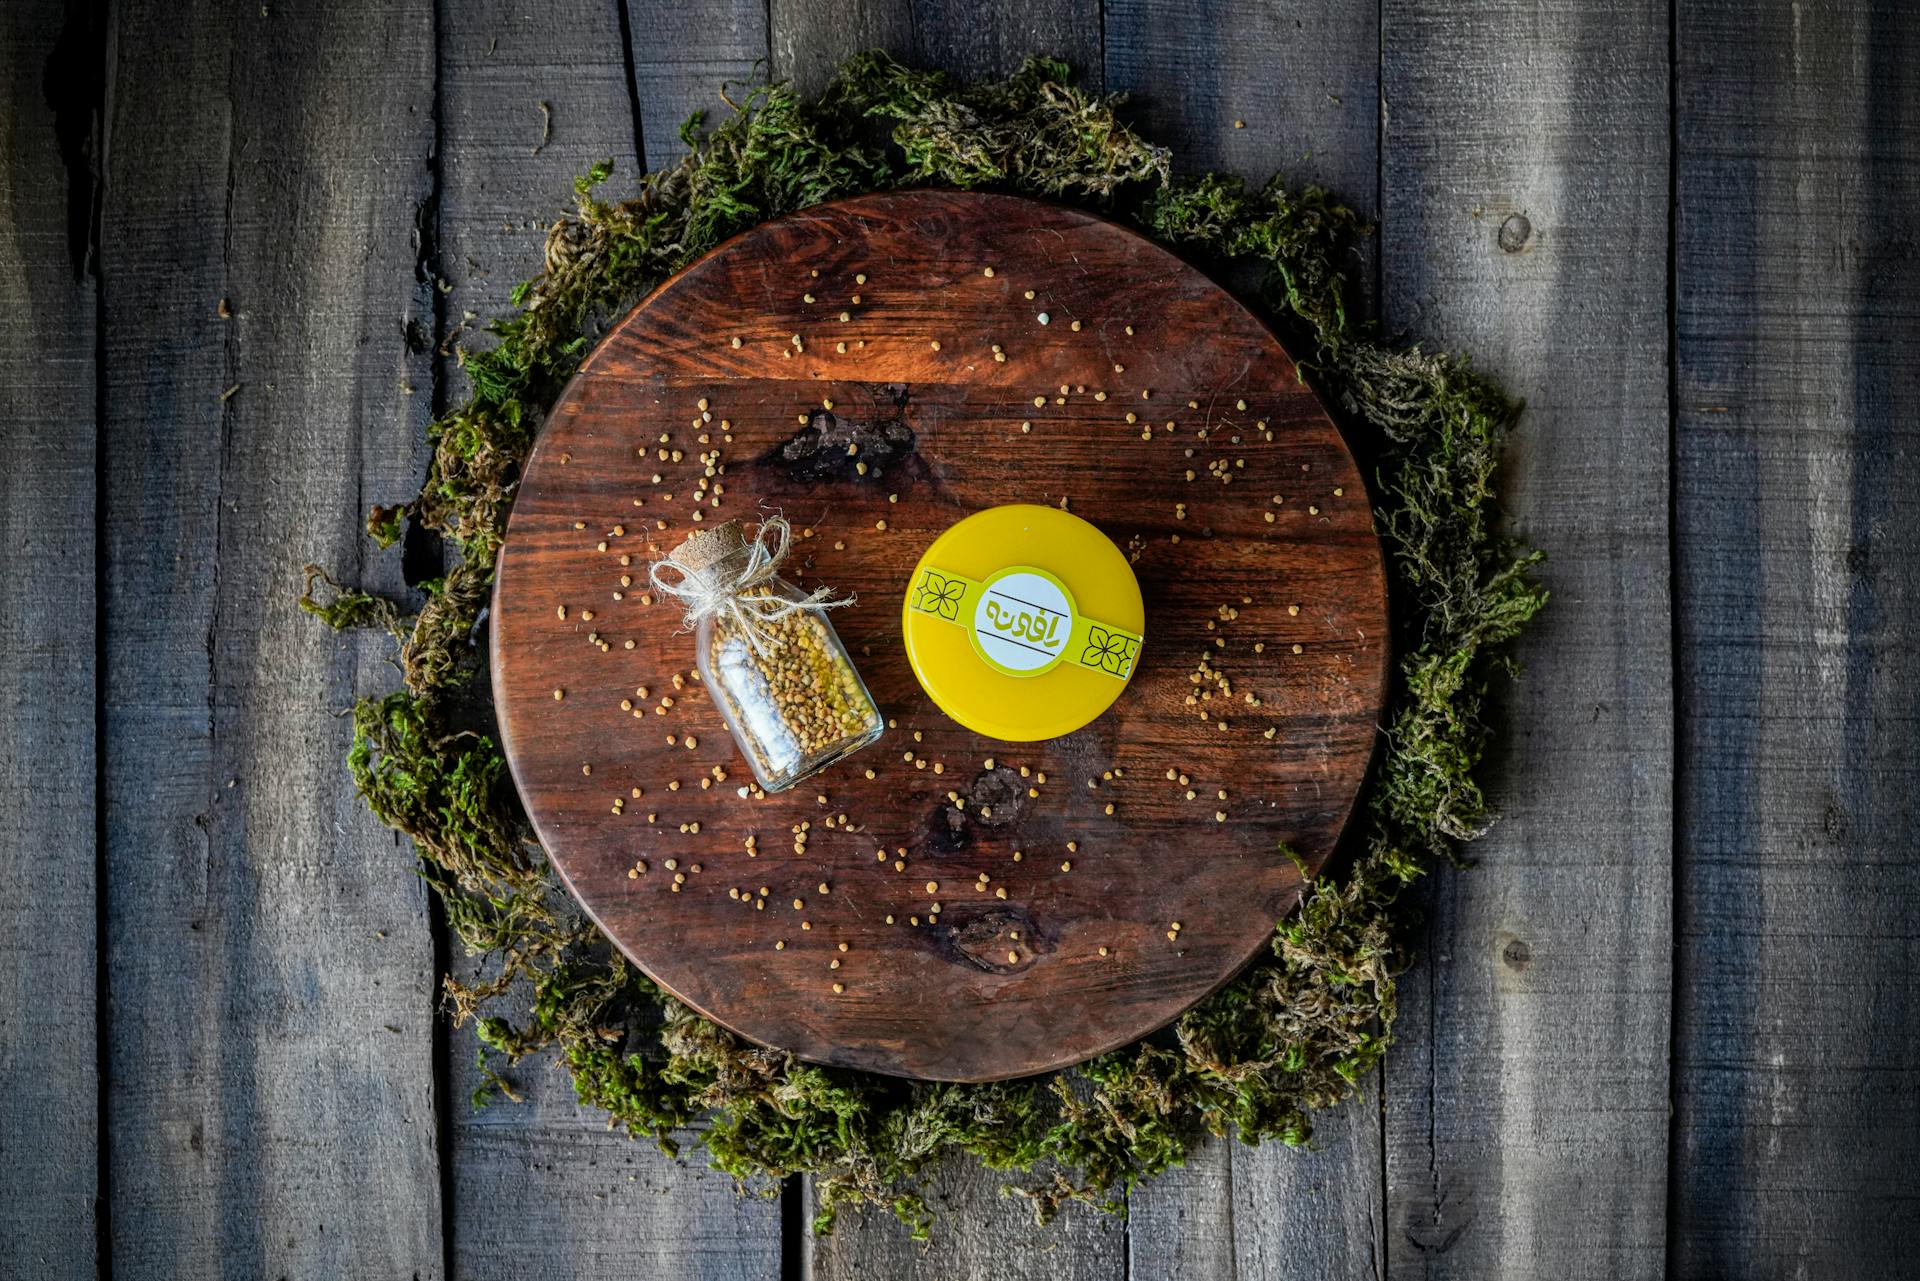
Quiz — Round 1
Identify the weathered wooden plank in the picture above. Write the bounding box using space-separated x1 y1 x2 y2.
1129 1105 1384 1281
435 5 782 1277
1103 0 1377 213
761 4 1117 1272
435 0 641 338
810 1160 1126 1281
1672 3 1920 1276
1378 2 1673 1278
0 2 100 1276
771 0 1100 97
628 0 770 168
1106 5 1386 1276
99 0 444 1275
449 1074 784 1279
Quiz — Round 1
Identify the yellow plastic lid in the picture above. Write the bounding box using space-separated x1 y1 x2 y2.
901 504 1146 742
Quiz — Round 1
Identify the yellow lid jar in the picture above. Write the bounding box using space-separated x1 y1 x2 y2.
901 504 1145 742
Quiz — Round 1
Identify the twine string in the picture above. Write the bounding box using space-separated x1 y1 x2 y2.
647 515 851 656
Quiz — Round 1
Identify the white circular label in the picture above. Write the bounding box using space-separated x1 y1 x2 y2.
970 569 1075 676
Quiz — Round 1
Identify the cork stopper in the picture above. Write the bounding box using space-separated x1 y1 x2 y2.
667 519 748 574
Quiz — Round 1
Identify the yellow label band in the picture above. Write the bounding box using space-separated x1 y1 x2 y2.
907 563 1143 681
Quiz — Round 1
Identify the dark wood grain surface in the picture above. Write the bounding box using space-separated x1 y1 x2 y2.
491 190 1389 1081
94 0 444 1276
1672 3 1920 1275
0 6 99 1277
432 2 786 1275
3 0 1916 1277
1106 7 1392 1276
1376 2 1676 1277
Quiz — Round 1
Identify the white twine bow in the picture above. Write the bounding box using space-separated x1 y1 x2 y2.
647 515 851 656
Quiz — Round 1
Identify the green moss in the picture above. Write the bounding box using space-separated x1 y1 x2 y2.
304 51 1545 1235
297 564 406 637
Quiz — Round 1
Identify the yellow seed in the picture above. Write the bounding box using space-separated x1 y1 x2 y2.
552 688 564 700
925 881 939 894
1060 860 1072 872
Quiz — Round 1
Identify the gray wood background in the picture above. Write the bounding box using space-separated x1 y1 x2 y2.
1 0 1913 1277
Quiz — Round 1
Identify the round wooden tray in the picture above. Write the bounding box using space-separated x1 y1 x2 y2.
491 191 1389 1082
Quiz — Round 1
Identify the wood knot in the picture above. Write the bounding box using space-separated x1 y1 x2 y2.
967 767 1029 827
920 802 973 857
765 383 915 484
934 905 1048 973
1497 212 1533 254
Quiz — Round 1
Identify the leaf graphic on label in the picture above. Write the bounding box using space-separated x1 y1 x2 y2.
915 571 965 620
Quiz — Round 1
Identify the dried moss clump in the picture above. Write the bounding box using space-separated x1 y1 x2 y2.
303 51 1545 1237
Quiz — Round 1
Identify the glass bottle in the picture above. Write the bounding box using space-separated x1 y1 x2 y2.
666 520 884 792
